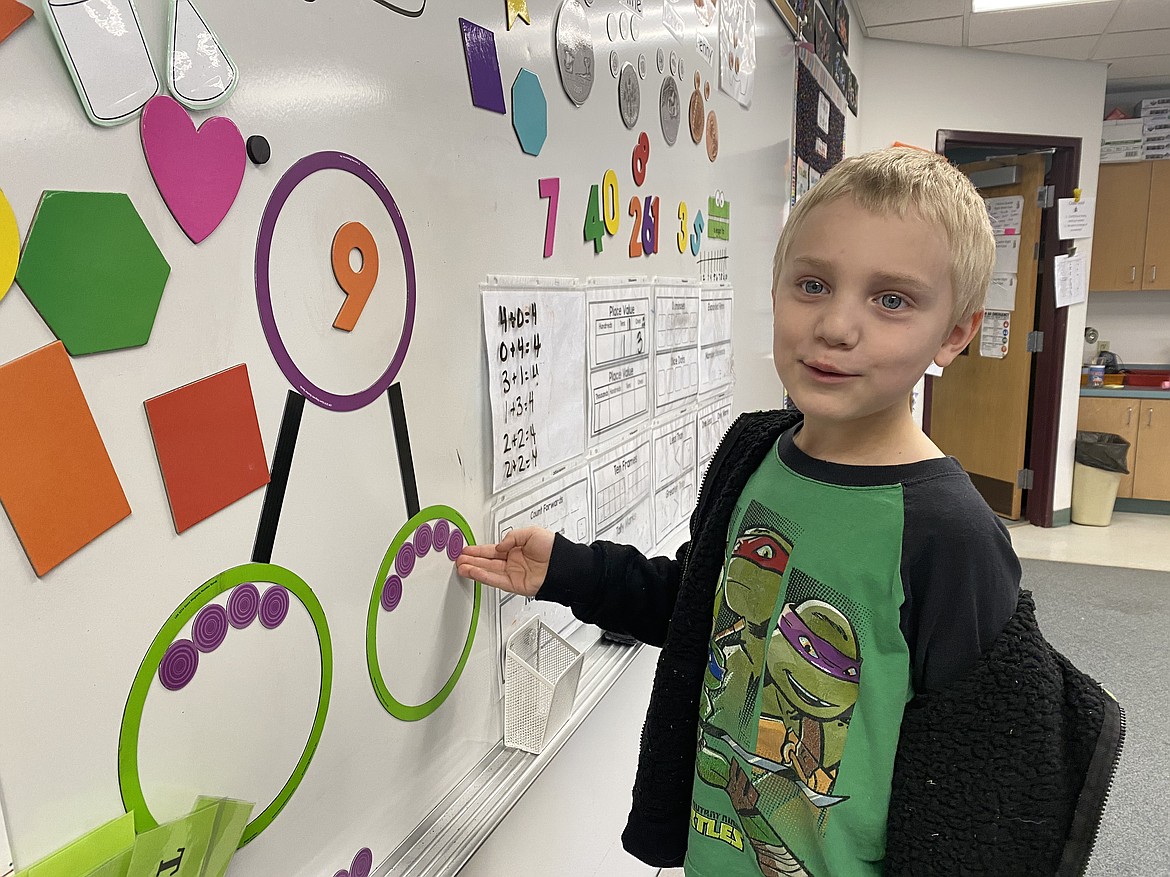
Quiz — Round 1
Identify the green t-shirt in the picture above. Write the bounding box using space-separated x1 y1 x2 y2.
684 428 1019 877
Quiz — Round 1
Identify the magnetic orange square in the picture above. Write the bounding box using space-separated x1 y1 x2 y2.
0 341 131 576
144 364 269 534
0 0 33 46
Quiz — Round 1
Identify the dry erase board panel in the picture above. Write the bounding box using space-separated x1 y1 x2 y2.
0 1 794 874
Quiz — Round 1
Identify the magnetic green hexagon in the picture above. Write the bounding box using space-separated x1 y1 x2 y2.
15 191 171 355
512 68 547 157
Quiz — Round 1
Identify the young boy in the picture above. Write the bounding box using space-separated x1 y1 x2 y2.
457 148 1118 876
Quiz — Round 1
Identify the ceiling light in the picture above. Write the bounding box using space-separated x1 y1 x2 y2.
972 0 1111 12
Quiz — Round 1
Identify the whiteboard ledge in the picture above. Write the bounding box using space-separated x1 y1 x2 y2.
373 636 643 877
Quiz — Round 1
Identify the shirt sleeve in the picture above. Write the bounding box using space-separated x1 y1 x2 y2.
534 533 689 648
900 473 1021 694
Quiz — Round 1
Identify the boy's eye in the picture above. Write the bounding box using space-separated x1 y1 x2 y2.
800 279 825 295
880 293 905 310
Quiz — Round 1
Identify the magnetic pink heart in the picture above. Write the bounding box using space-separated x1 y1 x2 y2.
141 95 245 244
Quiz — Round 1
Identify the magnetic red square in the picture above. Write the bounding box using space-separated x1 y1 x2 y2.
145 364 269 533
0 341 131 575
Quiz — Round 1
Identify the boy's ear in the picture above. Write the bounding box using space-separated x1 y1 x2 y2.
934 309 983 368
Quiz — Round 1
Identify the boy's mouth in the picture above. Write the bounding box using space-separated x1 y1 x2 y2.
802 360 859 382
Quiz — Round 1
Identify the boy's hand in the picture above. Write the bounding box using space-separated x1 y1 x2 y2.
455 526 554 598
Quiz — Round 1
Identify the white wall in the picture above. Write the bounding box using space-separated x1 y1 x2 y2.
1085 290 1170 366
857 39 1108 515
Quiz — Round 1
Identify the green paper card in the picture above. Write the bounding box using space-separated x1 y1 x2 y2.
15 812 134 877
80 849 132 877
124 805 216 877
194 797 252 877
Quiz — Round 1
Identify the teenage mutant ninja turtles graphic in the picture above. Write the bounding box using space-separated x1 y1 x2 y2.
697 524 862 875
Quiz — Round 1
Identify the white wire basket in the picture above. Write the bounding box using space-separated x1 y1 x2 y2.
504 615 584 754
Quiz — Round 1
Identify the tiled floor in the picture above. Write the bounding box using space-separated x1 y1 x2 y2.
1007 511 1170 573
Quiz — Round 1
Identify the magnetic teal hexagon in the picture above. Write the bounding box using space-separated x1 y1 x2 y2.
15 191 170 355
512 68 547 156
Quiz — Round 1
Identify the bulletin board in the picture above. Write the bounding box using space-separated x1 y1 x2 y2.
0 1 796 875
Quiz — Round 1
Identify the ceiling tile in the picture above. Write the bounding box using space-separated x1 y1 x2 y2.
853 0 965 29
968 2 1120 46
1106 0 1170 32
868 16 964 46
1101 54 1170 79
1107 74 1170 91
978 35 1099 60
1094 29 1170 60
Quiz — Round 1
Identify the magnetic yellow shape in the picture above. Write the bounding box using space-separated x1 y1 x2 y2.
506 0 530 29
0 189 18 303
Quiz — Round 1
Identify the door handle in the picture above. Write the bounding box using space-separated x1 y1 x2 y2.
1130 266 1137 282
1149 407 1155 427
1126 406 1133 425
1151 265 1158 284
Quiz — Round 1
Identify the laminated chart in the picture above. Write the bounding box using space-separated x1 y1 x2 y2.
490 465 591 675
699 283 734 395
652 411 697 546
697 394 733 479
481 280 586 493
589 433 654 552
652 278 700 416
586 281 652 443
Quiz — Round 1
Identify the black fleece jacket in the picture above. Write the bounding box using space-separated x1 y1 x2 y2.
538 409 1124 875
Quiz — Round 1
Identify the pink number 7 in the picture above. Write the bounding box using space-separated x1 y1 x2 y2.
539 177 560 258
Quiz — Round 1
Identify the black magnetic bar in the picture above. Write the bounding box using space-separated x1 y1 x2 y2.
252 390 306 564
388 383 420 519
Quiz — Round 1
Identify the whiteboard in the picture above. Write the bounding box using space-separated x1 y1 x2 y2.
0 1 795 874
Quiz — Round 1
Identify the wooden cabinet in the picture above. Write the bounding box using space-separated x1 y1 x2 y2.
1077 396 1170 500
1131 400 1170 500
1089 161 1170 292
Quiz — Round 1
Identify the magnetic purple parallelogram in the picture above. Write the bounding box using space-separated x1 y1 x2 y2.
459 18 506 114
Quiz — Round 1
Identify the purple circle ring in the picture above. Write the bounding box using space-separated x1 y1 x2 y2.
159 639 199 691
433 519 450 551
446 530 465 562
228 582 260 629
255 151 417 411
351 848 373 877
414 523 433 556
394 542 416 578
260 585 291 629
381 575 403 612
192 603 229 652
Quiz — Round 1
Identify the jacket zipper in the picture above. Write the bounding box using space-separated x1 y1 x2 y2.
1079 702 1127 876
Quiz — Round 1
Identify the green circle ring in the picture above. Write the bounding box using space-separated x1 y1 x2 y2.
366 505 481 721
118 563 332 845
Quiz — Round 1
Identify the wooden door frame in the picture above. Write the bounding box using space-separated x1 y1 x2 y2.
927 130 1081 528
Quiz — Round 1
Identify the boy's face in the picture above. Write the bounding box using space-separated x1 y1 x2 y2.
772 197 980 430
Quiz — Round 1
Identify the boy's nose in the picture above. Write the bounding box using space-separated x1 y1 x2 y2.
813 302 860 348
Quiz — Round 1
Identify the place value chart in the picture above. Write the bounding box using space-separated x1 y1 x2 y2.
653 279 700 416
481 281 586 493
586 282 652 444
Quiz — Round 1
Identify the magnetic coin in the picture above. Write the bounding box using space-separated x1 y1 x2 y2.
556 0 595 106
705 110 719 161
619 11 629 39
638 53 647 79
618 62 640 129
670 51 678 76
694 71 701 91
689 88 704 143
610 50 620 78
678 58 685 81
704 81 710 100
656 47 665 73
659 75 680 146
631 16 640 40
606 12 617 40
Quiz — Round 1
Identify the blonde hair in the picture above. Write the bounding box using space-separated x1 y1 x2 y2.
773 147 995 324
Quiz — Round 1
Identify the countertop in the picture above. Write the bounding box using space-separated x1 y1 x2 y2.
1080 386 1170 400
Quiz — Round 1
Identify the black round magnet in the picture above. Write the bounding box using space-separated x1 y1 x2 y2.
246 135 271 165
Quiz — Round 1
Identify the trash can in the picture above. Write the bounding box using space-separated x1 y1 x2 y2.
1071 431 1131 526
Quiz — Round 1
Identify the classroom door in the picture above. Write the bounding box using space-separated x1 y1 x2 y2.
928 153 1046 520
